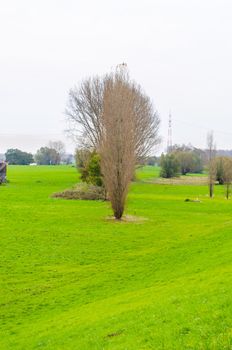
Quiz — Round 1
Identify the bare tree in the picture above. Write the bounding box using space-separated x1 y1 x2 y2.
132 86 161 161
48 140 66 163
75 148 91 169
222 157 232 199
100 71 136 219
66 68 160 162
207 131 216 198
66 77 104 149
66 67 160 219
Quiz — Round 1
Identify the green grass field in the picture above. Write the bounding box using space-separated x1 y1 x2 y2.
1 165 232 349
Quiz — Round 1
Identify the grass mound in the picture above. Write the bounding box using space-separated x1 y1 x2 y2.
52 182 106 200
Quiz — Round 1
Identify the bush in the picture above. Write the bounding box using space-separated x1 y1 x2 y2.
85 153 103 187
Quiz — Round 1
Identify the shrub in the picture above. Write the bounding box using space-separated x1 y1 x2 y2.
76 150 103 187
85 153 103 187
52 183 106 201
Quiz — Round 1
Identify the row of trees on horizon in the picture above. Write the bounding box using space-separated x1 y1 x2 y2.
3 143 232 169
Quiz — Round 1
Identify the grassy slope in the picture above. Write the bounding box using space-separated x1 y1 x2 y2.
0 165 232 350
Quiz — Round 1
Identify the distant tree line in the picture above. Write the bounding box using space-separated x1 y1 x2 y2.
5 149 34 165
4 141 74 165
159 133 232 199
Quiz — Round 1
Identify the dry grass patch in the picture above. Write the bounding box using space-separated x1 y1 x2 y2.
106 214 148 223
148 176 208 186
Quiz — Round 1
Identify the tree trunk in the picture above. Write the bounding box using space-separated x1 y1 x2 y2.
209 183 214 198
226 184 229 199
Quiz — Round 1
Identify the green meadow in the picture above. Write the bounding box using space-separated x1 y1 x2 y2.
1 165 232 349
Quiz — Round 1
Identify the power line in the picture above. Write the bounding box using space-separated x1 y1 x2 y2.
173 118 232 137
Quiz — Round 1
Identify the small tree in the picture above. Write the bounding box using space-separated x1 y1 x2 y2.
160 153 179 178
215 156 225 185
207 132 216 198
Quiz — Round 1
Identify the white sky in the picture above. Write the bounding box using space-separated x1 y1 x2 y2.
1 0 232 153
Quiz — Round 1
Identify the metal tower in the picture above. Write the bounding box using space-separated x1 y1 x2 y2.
167 112 172 153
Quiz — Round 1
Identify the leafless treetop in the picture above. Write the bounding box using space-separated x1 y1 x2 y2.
66 67 160 161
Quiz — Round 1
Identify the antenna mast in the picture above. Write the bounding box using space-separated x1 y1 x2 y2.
167 112 173 153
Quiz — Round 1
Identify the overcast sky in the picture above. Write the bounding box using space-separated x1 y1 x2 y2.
1 0 232 154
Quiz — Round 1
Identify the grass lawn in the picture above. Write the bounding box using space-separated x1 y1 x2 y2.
0 165 232 349
135 165 160 181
